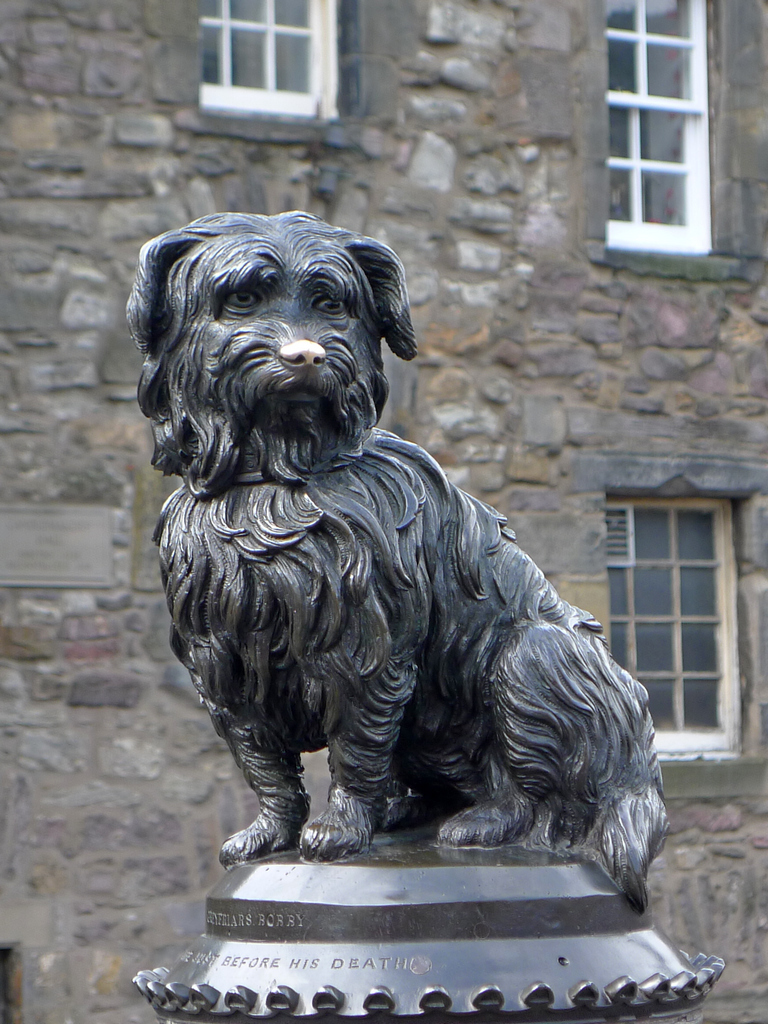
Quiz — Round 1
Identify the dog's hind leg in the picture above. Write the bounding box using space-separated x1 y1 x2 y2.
436 766 535 847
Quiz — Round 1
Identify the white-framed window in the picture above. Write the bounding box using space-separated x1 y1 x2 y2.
605 0 710 255
606 500 739 757
199 0 338 119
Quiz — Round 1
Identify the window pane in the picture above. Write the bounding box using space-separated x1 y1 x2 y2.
680 567 716 616
646 0 689 37
684 678 718 728
607 1 636 30
275 33 310 92
201 25 221 84
610 107 630 158
231 28 266 88
634 509 670 560
610 169 632 221
200 0 220 16
636 622 673 671
611 621 628 669
231 0 266 20
682 623 716 672
640 110 684 162
642 679 675 730
643 171 685 225
678 511 714 560
609 567 628 616
647 43 690 99
275 0 309 27
634 567 672 616
608 39 636 92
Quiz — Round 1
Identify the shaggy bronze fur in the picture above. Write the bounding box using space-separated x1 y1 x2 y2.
128 212 666 911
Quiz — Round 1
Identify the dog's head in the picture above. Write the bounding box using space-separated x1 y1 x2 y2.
127 211 416 496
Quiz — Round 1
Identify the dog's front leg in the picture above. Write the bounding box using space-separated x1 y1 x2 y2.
219 742 310 868
301 679 410 861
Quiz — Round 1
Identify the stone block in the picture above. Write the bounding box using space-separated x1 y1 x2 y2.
9 109 58 150
60 289 114 330
0 199 97 236
716 110 768 183
339 0 417 59
639 347 687 381
448 198 514 234
626 289 719 348
506 487 560 511
0 285 59 333
28 361 99 391
101 736 164 779
100 196 188 242
496 54 572 138
83 53 142 97
407 95 467 123
0 901 53 945
517 1 571 52
719 0 763 92
151 39 200 103
576 316 621 346
440 58 490 92
407 131 456 193
553 575 610 632
523 395 566 449
338 54 398 119
463 155 523 196
143 599 174 660
20 50 80 93
144 0 198 38
121 856 189 897
734 496 768 567
20 729 88 773
572 451 768 499
714 179 768 258
0 626 54 660
113 112 173 147
519 202 567 249
425 2 505 48
510 513 605 575
506 450 551 484
68 671 142 708
528 345 595 379
457 241 502 273
431 402 500 440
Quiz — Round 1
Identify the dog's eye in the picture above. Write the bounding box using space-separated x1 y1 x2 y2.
223 291 259 312
314 296 346 315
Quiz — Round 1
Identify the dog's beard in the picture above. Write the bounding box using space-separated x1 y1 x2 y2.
173 327 383 494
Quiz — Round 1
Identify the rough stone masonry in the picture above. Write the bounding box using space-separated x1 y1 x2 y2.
0 1 767 1022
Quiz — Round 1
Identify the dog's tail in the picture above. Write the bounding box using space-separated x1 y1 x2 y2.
596 785 668 913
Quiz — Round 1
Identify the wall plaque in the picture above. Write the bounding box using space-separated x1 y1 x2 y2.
0 506 113 587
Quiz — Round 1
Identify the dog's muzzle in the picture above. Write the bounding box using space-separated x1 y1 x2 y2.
278 339 327 369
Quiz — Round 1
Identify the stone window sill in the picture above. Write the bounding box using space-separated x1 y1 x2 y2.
585 241 762 283
174 107 337 145
660 756 768 799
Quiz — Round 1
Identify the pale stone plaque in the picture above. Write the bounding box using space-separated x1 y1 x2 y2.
0 506 113 587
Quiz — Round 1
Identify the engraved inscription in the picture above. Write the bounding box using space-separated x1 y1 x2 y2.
0 506 113 587
207 909 304 930
180 949 431 974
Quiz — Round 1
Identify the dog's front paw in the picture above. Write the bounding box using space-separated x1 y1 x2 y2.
219 815 298 868
437 799 533 848
300 788 375 861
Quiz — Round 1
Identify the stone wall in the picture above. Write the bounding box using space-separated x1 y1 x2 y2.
0 1 768 1021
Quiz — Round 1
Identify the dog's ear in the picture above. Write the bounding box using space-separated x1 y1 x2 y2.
127 230 199 355
345 237 417 361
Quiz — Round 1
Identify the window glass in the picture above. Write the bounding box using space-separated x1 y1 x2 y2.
642 171 685 225
609 169 632 220
231 29 267 88
647 43 690 99
646 0 689 36
231 0 266 20
608 39 637 92
276 33 311 92
606 502 732 747
200 0 220 16
607 0 636 30
276 0 309 26
610 107 631 158
201 25 221 84
640 110 684 162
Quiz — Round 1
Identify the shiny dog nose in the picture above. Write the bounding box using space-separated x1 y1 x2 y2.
278 339 326 367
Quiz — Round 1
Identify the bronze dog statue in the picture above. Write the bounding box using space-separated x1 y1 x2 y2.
128 212 666 911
